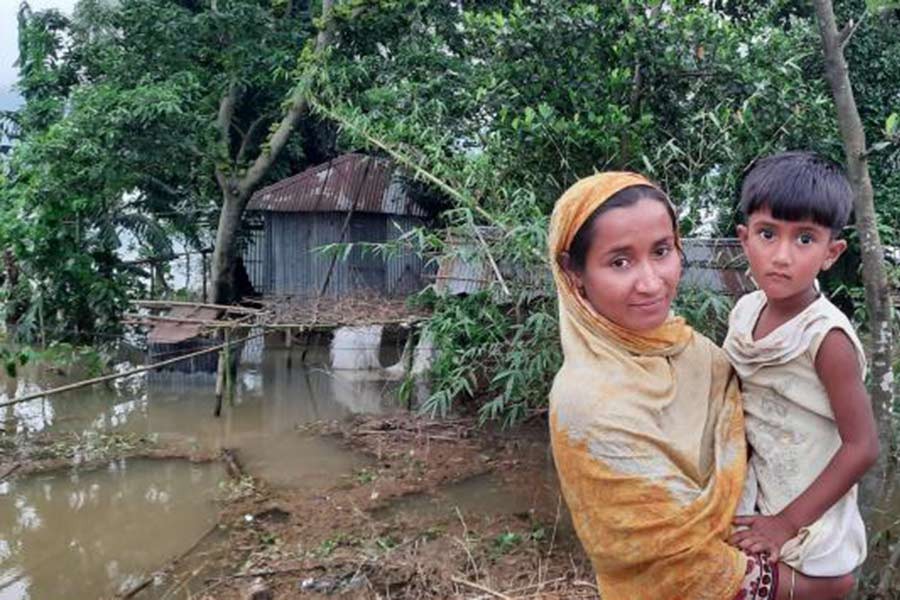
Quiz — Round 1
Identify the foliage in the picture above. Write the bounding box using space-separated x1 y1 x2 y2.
313 0 898 423
0 345 32 378
3 0 896 425
25 431 155 464
1 0 319 343
0 340 109 378
674 286 735 345
491 531 523 556
417 291 560 426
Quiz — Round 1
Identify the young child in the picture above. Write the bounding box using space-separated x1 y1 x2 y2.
724 152 879 593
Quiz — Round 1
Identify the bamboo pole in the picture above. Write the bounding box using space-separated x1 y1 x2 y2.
0 332 265 409
131 300 260 314
123 313 245 327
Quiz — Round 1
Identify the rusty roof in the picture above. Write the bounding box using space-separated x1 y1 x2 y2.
147 306 221 344
247 153 427 216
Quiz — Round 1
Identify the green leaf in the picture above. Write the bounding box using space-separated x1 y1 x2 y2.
886 113 899 137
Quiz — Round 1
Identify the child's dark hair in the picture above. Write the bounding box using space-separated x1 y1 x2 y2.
740 152 853 234
567 185 675 272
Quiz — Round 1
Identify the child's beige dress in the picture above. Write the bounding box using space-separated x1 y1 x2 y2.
723 290 867 576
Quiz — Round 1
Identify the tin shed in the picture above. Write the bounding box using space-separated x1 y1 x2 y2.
243 154 428 299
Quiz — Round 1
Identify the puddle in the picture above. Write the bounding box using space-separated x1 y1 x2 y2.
0 459 225 600
372 469 573 535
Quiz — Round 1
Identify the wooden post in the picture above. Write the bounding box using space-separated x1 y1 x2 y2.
285 327 294 369
201 251 208 303
213 349 225 418
223 327 232 400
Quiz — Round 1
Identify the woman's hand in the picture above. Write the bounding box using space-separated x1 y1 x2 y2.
730 514 797 559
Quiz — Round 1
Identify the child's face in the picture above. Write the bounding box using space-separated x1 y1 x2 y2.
563 198 681 332
737 206 846 303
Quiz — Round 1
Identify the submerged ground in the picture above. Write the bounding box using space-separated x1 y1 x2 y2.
0 347 597 599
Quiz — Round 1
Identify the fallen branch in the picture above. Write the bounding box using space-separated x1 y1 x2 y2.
118 576 153 599
118 521 223 599
501 576 567 595
451 576 513 600
0 463 21 482
227 566 306 579
222 448 244 480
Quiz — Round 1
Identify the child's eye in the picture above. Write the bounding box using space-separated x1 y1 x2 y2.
758 228 775 241
798 233 815 245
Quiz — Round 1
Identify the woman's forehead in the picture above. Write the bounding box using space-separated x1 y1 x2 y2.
590 199 676 249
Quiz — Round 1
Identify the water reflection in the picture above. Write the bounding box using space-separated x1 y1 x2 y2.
1 349 392 487
0 459 224 600
0 347 398 597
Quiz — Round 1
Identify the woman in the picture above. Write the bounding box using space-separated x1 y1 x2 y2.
548 172 759 599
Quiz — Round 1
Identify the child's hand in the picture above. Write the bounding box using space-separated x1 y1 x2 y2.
730 514 796 559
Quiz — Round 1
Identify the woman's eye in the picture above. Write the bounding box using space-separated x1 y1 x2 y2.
611 258 630 269
654 245 672 258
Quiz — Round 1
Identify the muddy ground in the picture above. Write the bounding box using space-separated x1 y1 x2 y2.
115 413 600 600
5 409 899 599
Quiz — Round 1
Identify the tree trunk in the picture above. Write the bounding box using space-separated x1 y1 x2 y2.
812 0 895 499
210 186 246 304
209 0 334 305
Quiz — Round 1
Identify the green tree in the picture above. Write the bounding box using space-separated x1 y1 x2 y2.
1 0 333 341
312 0 859 421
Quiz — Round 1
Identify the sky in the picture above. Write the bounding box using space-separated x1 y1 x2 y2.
0 0 78 112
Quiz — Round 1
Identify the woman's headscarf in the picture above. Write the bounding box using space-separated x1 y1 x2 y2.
548 172 748 599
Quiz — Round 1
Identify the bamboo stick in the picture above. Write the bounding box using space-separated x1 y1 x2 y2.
0 332 265 409
123 313 246 327
131 300 260 314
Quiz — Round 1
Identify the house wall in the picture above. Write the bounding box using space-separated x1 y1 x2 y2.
242 212 426 298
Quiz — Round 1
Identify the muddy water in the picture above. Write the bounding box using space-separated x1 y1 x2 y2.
0 459 225 600
2 348 390 486
0 347 397 598
373 467 573 535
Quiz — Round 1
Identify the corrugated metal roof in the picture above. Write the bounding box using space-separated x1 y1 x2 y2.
147 306 221 344
681 238 753 296
247 153 427 217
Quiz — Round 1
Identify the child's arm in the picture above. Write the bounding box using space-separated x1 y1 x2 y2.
731 328 879 555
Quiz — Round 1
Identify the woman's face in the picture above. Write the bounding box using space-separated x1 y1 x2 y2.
564 198 682 332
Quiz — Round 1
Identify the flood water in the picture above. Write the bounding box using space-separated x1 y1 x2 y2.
0 347 396 599
0 459 225 600
2 348 389 486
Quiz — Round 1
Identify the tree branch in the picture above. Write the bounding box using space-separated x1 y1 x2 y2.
838 11 866 50
142 175 184 200
236 112 274 165
217 84 239 159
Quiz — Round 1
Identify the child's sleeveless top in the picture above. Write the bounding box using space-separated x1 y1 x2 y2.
723 290 867 576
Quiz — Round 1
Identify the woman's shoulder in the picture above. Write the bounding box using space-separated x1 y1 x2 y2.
549 365 632 429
